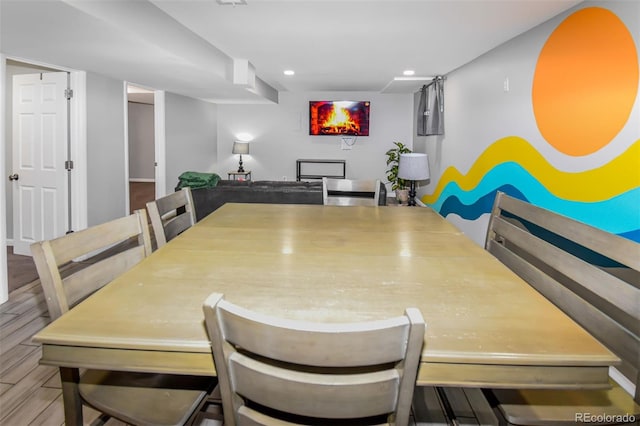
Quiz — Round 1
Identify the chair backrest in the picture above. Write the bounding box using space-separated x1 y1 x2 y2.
31 209 152 320
146 187 196 248
203 293 425 426
322 177 381 206
486 191 640 401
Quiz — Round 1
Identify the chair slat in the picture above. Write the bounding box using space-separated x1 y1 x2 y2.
219 299 410 366
155 189 193 213
62 246 147 308
163 214 194 242
49 211 150 265
492 216 639 319
496 193 640 270
230 352 399 419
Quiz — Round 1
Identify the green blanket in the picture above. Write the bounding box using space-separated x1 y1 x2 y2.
177 171 221 189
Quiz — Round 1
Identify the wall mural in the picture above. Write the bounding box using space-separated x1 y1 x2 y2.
423 6 640 243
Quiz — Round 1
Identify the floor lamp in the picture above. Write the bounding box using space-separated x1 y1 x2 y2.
398 153 430 206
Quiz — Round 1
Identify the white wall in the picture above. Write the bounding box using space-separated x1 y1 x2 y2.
414 0 640 246
164 92 218 191
217 92 413 185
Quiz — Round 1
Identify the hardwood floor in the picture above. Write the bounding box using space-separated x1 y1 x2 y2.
129 181 155 214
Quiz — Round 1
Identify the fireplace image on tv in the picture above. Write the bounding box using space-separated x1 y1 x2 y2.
309 101 370 136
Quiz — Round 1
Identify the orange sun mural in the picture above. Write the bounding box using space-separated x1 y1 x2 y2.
532 7 639 156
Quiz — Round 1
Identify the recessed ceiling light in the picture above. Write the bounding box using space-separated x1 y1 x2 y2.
403 70 415 76
216 0 247 5
283 70 295 76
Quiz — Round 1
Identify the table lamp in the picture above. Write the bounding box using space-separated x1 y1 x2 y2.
398 153 430 206
232 141 250 172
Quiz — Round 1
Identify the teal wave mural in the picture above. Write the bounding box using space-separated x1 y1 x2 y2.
423 137 640 243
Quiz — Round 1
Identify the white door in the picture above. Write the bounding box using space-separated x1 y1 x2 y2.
12 72 68 255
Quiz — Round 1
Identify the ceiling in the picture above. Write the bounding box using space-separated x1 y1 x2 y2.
1 0 582 104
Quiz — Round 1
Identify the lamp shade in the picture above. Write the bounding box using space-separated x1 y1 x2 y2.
232 141 250 155
398 153 430 181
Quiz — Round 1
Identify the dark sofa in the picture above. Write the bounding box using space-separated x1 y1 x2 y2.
190 180 387 221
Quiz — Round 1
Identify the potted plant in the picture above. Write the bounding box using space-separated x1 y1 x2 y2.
385 141 412 204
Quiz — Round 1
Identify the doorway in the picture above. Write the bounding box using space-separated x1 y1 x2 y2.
126 84 156 214
1 57 87 303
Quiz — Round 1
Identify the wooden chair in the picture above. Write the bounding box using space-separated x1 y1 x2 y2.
322 177 381 206
31 209 213 426
202 292 425 426
147 187 196 248
484 191 640 425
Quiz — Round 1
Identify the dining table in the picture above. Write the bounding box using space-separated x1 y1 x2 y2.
33 203 619 423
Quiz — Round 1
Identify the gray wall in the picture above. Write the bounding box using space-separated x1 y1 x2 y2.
6 64 221 232
86 72 126 226
165 92 218 191
128 101 155 181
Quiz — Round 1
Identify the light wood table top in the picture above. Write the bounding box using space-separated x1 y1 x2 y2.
34 203 618 389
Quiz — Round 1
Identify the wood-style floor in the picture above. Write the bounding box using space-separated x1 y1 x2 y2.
0 181 221 425
0 280 121 425
0 283 227 425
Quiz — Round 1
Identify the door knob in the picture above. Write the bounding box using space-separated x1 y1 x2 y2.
8 174 19 181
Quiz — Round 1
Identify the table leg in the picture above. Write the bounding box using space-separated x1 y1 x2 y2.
59 367 83 425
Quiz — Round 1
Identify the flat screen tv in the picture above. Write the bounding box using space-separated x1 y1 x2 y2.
309 101 370 136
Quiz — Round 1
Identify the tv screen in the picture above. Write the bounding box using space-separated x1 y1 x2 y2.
309 101 370 136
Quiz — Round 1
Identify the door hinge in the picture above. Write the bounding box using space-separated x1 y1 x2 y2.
64 88 74 99
65 160 74 171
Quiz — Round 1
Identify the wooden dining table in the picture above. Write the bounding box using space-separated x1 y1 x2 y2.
33 203 618 422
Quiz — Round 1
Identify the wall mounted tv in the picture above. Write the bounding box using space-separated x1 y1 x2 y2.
309 101 370 136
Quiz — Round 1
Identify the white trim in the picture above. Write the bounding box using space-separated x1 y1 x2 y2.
0 54 8 304
154 90 166 198
5 55 78 73
123 82 131 215
70 71 87 233
129 178 156 183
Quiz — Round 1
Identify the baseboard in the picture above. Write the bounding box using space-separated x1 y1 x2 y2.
129 178 155 183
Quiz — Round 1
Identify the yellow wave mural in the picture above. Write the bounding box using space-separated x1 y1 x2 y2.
424 136 640 205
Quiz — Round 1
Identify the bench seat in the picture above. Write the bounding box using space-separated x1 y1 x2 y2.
490 379 639 425
484 191 639 426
